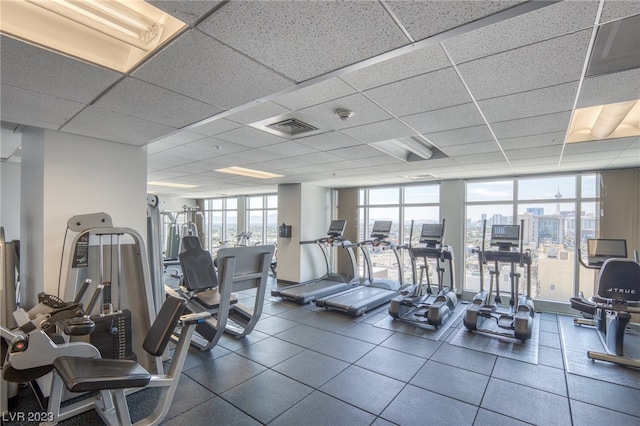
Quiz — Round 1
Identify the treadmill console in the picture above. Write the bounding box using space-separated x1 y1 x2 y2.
327 220 346 237
370 221 392 239
587 239 627 267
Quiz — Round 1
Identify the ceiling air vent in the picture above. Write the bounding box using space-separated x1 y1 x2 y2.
266 118 318 137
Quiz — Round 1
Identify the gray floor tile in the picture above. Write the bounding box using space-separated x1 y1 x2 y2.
221 369 313 424
218 329 270 352
253 315 300 335
538 317 558 334
481 378 571 425
320 365 405 415
431 343 496 375
380 331 442 358
338 321 396 344
570 399 640 426
356 346 426 382
410 360 490 405
161 396 262 426
272 349 349 388
270 391 376 426
537 344 564 369
492 357 567 396
567 374 640 417
235 336 305 367
381 384 478 425
311 333 375 363
275 323 334 348
538 330 561 349
261 300 298 315
473 408 533 425
178 344 231 371
185 352 267 394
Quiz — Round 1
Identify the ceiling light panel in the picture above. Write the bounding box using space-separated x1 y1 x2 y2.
215 166 283 179
0 0 187 73
567 100 640 143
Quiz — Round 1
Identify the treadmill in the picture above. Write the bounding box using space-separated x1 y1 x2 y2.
271 220 358 304
315 221 405 316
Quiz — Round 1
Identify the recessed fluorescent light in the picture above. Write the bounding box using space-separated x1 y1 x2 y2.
567 99 640 143
148 181 199 189
0 0 186 72
215 167 283 179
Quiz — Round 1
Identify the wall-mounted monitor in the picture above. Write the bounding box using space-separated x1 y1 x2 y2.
371 221 392 238
490 224 520 248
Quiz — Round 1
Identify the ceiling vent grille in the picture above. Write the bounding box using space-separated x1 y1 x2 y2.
266 118 318 137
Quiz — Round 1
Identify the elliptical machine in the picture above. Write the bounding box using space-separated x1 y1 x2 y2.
463 219 535 342
388 220 457 328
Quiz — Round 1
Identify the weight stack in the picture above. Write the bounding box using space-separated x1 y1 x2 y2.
90 310 135 361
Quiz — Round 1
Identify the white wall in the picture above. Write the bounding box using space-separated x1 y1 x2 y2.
156 196 196 212
0 161 21 241
20 129 148 306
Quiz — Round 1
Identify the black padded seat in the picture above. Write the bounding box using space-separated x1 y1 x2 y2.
179 236 218 291
597 258 640 301
52 295 185 393
53 357 150 392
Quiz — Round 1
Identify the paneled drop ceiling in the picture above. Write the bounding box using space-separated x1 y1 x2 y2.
1 1 639 198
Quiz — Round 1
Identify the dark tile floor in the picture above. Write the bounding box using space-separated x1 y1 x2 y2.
6 278 640 425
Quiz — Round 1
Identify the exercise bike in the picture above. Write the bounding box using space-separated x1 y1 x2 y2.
463 220 535 342
570 239 640 368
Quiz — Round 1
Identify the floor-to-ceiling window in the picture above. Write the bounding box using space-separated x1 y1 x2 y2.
247 194 278 245
203 197 237 253
358 184 440 284
463 174 599 301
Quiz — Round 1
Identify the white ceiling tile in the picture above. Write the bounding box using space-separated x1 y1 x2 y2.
223 149 285 164
215 126 286 148
95 78 222 128
563 136 639 155
491 112 572 140
401 103 485 135
146 141 175 155
0 36 122 104
341 119 415 144
62 106 176 146
442 141 502 157
133 30 293 109
147 1 222 25
578 68 640 108
296 131 364 151
352 155 405 167
505 145 563 161
0 84 84 130
298 93 394 131
364 68 471 117
328 145 383 160
184 138 247 155
424 125 494 148
225 102 292 125
387 1 521 42
442 1 598 63
477 82 578 123
273 78 357 111
188 118 241 137
457 30 591 100
198 1 407 82
341 44 450 91
260 141 320 157
289 151 344 165
600 1 640 23
161 146 217 161
499 131 566 151
152 131 204 146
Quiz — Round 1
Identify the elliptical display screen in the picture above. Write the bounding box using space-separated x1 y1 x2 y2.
420 223 443 244
327 220 346 236
371 221 392 238
490 225 520 248
587 239 627 266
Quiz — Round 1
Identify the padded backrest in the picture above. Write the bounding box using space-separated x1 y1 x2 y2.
143 295 186 357
179 236 218 291
597 258 640 301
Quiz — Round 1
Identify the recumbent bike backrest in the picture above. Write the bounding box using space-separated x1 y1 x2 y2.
597 258 640 302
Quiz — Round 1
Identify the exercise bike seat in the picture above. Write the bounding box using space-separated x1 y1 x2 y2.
596 258 640 303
